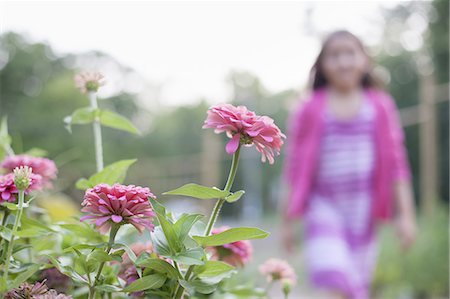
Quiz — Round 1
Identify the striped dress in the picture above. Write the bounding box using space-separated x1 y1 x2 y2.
304 98 377 299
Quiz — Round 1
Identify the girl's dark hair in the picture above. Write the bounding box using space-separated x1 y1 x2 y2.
310 30 383 90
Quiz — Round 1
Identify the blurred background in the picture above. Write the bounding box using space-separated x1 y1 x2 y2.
0 1 448 298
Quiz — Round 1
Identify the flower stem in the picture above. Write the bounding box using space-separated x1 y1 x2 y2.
88 224 120 299
0 209 10 247
204 146 240 235
88 91 104 172
3 190 25 281
173 146 241 299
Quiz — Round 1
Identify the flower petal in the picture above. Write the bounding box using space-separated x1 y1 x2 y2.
111 215 123 223
226 133 241 154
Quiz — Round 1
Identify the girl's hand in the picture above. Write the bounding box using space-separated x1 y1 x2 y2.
394 181 416 251
395 214 416 251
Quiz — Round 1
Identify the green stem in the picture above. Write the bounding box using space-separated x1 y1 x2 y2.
1 209 9 226
0 209 10 247
172 261 184 297
88 91 104 172
3 190 25 281
88 224 120 299
204 146 240 236
173 146 241 299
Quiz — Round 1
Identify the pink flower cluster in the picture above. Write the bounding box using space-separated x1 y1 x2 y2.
0 172 41 204
1 155 57 188
80 183 156 234
208 226 253 267
259 258 297 286
203 104 285 164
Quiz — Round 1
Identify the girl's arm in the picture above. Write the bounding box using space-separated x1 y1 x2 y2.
394 180 416 250
385 95 417 250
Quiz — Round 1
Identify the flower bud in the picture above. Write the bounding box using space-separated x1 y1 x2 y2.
74 72 105 93
282 279 293 297
13 166 32 191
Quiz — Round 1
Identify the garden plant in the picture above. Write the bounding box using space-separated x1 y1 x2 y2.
0 72 297 299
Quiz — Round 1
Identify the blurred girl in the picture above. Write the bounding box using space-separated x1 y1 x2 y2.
283 30 416 299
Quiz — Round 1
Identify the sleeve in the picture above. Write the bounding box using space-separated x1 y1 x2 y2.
384 94 412 182
283 100 308 187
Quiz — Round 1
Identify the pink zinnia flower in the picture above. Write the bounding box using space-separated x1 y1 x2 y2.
74 71 105 93
203 104 285 164
259 258 297 286
0 173 18 203
1 155 57 189
0 172 41 204
80 183 156 234
207 226 253 267
5 280 72 299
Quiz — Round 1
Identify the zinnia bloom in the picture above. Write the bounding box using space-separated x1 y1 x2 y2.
203 104 285 164
1 155 57 189
80 183 156 234
0 172 41 204
74 71 105 93
0 173 18 203
258 258 297 286
207 226 253 267
5 280 72 299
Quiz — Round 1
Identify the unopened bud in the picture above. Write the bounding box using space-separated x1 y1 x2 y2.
13 166 32 190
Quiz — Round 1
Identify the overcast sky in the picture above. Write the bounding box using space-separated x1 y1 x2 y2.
1 1 406 106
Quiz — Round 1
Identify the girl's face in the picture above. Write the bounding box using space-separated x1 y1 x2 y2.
320 36 369 92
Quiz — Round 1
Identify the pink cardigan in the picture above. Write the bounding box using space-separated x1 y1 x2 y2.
284 88 411 221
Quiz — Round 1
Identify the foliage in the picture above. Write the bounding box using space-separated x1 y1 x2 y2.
373 206 449 298
0 77 291 299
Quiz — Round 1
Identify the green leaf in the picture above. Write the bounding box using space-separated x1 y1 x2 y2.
155 211 182 254
172 247 204 265
88 250 117 264
194 261 234 278
193 227 269 247
173 213 204 242
225 190 245 203
0 226 12 240
45 255 88 284
64 107 96 132
3 202 18 211
151 226 172 257
58 222 103 242
10 264 40 289
99 109 140 135
149 198 166 216
225 286 266 297
95 284 122 293
179 279 218 295
15 228 52 238
0 276 6 293
135 258 180 279
163 183 230 200
112 243 138 264
21 216 56 232
75 159 137 190
75 178 91 190
12 244 32 254
122 274 166 293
